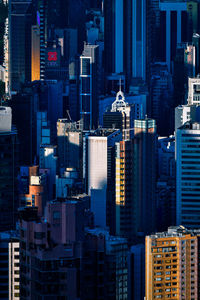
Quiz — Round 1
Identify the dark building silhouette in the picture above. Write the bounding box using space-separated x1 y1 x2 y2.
115 139 135 240
80 43 99 130
19 195 128 299
133 118 157 237
8 0 33 92
10 89 38 165
0 107 19 231
115 118 157 241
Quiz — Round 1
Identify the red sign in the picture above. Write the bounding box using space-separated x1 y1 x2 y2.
48 52 57 61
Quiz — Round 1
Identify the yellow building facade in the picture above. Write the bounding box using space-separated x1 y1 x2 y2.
146 226 198 300
31 25 40 82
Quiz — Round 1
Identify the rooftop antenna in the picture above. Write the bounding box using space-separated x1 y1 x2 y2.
66 110 72 121
119 77 122 92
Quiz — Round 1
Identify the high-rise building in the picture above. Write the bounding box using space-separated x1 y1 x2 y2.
9 237 20 300
3 13 9 93
0 231 20 300
188 76 200 105
19 165 48 216
192 33 200 76
83 228 128 300
38 1 46 81
100 91 146 127
156 136 176 232
13 80 63 145
145 226 199 300
19 195 90 299
104 0 124 75
175 105 200 132
8 0 33 92
57 119 83 174
10 86 39 165
159 1 197 71
173 45 188 108
19 194 128 299
176 121 200 227
0 107 19 231
133 118 157 236
45 41 68 81
128 244 145 300
115 140 135 239
84 128 121 232
150 62 173 136
80 43 99 130
131 0 146 80
69 56 80 121
39 144 57 199
115 118 157 240
36 111 51 157
31 25 40 81
45 80 63 138
104 0 147 81
184 43 195 78
103 89 133 140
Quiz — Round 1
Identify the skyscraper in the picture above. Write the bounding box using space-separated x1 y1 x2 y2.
9 236 20 300
83 228 128 300
31 25 40 81
104 0 124 75
150 62 173 136
57 119 83 174
156 136 176 232
0 231 20 300
84 128 121 232
115 139 135 239
131 0 146 80
146 226 199 300
8 0 33 92
10 87 38 165
176 121 200 227
0 107 19 231
192 33 200 76
133 118 157 236
104 0 147 82
159 1 196 71
80 43 99 130
128 244 145 300
115 118 157 240
103 88 133 140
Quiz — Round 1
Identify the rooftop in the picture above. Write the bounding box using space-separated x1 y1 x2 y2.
149 226 200 239
86 227 127 243
50 194 89 204
88 128 120 137
179 121 200 130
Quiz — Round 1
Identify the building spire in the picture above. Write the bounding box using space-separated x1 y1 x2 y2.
119 77 122 92
111 82 127 112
